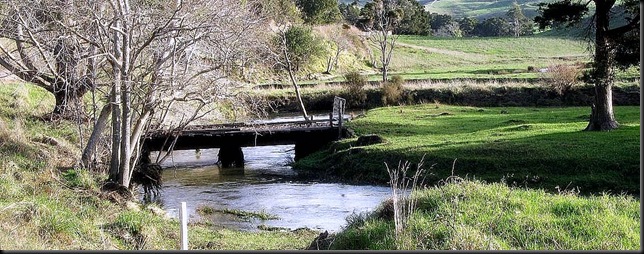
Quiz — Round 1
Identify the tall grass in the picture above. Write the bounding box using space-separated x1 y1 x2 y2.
385 156 429 249
330 180 640 250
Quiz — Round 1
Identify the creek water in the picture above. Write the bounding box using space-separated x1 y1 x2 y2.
148 112 391 233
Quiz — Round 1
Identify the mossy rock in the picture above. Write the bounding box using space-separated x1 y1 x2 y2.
355 134 384 147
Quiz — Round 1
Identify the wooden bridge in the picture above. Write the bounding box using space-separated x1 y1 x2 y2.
142 97 349 168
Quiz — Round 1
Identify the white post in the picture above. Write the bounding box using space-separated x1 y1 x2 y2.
180 202 188 250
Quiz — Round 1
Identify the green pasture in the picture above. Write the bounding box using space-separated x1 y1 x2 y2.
295 104 640 195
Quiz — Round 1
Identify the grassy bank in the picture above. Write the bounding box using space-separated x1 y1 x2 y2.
0 83 318 250
249 80 640 113
294 104 640 195
329 180 640 250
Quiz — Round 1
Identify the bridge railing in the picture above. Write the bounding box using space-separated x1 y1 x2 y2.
332 96 346 138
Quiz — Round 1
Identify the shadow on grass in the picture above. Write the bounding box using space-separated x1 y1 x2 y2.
295 106 640 196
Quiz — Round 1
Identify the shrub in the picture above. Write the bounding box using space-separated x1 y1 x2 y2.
540 64 582 96
344 71 368 107
382 75 404 106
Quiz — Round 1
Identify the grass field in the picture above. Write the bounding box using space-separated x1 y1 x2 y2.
388 35 590 80
293 34 640 84
426 0 543 19
329 180 640 250
294 104 640 195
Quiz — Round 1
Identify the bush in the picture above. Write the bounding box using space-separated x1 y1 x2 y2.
344 71 368 107
541 64 582 96
381 75 405 106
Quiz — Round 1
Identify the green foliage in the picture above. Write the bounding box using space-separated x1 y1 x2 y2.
458 17 478 37
339 1 361 25
535 0 639 69
331 180 640 250
296 0 342 25
429 13 462 37
343 71 368 107
474 17 511 37
534 1 589 30
381 75 404 106
357 0 404 31
395 0 430 35
215 208 280 221
279 25 325 72
506 1 534 36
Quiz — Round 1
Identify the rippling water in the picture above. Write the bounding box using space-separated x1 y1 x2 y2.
150 144 392 232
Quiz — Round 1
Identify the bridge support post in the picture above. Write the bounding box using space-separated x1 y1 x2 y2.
218 146 244 168
295 141 327 161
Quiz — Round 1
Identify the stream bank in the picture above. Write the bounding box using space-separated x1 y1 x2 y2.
253 83 640 113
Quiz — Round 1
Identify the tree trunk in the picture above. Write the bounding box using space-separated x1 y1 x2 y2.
109 21 122 183
281 41 309 122
109 79 121 182
287 67 309 122
52 90 81 116
382 66 388 83
585 0 619 131
81 102 112 168
119 13 133 188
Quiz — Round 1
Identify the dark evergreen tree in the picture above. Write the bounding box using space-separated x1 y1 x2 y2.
429 13 461 37
339 1 362 25
474 17 511 37
296 0 342 25
396 0 430 35
459 16 478 37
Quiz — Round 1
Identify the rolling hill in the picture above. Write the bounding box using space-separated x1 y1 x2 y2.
340 0 545 19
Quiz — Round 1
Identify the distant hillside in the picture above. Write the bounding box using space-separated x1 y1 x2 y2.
425 0 544 19
340 0 544 20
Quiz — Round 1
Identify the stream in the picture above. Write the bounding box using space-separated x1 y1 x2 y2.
147 113 392 233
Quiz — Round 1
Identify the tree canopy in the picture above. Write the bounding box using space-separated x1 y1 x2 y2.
296 0 342 25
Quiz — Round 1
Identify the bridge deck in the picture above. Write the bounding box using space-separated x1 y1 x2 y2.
144 119 346 152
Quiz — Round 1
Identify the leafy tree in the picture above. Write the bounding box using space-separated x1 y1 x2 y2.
296 0 342 25
270 25 325 121
357 1 378 31
506 1 534 37
474 17 511 37
396 0 430 35
339 1 362 25
459 16 478 37
535 0 639 131
429 13 461 37
280 25 325 72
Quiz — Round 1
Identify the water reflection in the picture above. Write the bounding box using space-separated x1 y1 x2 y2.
150 134 390 233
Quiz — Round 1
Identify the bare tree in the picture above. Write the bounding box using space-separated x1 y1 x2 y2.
0 0 99 119
12 0 266 188
365 0 402 82
323 26 351 74
98 0 265 187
